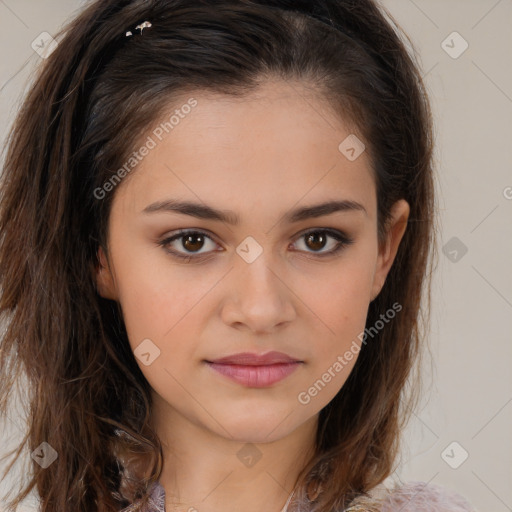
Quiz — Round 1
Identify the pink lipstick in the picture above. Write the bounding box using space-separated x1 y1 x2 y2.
205 351 302 388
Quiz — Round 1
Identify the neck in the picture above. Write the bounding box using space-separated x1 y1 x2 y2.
150 393 317 512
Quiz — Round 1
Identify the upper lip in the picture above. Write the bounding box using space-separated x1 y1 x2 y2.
207 351 302 365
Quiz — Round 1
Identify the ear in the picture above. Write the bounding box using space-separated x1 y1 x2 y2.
94 245 118 300
370 199 410 301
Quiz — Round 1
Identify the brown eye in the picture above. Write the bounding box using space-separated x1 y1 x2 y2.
304 232 328 251
159 230 219 260
293 229 354 256
182 233 206 252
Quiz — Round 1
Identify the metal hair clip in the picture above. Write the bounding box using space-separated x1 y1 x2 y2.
125 20 152 37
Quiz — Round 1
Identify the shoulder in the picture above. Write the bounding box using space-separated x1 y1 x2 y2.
120 480 166 512
377 480 477 512
345 480 477 512
146 480 166 512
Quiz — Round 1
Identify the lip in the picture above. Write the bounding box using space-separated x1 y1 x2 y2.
207 351 301 365
205 351 303 388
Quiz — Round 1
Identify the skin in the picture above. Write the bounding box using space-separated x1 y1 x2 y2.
95 79 409 512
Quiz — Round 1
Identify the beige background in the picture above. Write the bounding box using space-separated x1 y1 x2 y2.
0 1 511 511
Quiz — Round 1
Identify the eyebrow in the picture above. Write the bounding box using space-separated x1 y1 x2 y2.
142 198 367 224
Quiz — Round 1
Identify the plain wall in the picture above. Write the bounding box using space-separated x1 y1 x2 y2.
0 1 511 510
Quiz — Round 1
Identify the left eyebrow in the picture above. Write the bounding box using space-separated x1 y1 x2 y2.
142 198 367 225
284 199 367 223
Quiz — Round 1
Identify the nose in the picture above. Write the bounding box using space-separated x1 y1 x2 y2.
220 251 296 335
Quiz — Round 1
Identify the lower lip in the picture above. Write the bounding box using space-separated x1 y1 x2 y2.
205 362 301 387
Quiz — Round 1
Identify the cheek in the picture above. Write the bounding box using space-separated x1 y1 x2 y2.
303 286 368 385
296 247 376 388
110 239 217 360
302 250 376 338
114 265 212 400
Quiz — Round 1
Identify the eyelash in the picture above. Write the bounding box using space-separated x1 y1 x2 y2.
157 228 354 263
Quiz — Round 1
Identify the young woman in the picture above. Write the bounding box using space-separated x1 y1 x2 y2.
0 0 477 511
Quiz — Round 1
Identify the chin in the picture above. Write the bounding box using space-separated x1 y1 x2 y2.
210 408 306 444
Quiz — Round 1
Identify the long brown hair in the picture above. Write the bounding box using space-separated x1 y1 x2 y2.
0 0 436 510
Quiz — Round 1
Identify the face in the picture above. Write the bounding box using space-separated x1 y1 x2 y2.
95 79 409 444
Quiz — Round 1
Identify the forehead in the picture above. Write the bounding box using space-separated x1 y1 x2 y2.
112 80 376 220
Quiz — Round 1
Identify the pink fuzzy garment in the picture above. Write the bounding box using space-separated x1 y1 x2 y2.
134 479 477 511
377 481 477 512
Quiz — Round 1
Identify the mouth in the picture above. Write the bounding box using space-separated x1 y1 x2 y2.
204 361 302 388
204 351 303 388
